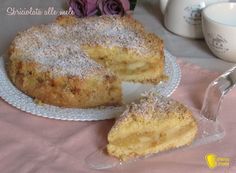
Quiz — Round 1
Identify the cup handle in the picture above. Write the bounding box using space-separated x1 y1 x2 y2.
200 65 236 121
159 0 169 14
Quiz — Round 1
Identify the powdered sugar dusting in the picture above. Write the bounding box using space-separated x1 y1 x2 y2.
127 92 175 118
137 92 174 114
113 92 183 127
13 16 151 77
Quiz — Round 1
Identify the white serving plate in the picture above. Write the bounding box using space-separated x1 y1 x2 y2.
0 50 181 121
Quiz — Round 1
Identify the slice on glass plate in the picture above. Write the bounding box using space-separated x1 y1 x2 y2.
86 65 236 169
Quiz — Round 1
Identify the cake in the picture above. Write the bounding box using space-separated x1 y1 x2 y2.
8 15 165 108
107 93 198 161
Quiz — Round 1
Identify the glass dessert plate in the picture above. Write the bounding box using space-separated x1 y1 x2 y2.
0 50 180 121
85 65 236 170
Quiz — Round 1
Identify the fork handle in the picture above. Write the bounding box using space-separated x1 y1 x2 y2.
200 65 236 121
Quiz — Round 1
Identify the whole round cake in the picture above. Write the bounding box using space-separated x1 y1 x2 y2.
8 15 165 108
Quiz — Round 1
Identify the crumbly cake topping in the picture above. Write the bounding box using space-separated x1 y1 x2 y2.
126 92 176 117
12 15 153 77
114 92 189 126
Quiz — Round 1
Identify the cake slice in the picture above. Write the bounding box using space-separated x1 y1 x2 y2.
107 93 197 161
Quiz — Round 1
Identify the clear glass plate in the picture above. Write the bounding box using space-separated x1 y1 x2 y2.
0 50 181 121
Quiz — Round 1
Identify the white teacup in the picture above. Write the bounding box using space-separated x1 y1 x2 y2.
160 0 229 39
202 2 236 62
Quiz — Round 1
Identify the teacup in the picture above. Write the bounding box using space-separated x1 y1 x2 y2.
160 0 229 39
202 2 236 62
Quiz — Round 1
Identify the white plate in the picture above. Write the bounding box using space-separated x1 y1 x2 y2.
0 50 181 121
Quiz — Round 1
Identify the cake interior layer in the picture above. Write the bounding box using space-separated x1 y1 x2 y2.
107 117 197 161
82 46 165 83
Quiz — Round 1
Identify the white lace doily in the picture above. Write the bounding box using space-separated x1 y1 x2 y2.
0 50 181 121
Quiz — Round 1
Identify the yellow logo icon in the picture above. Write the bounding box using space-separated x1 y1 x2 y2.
205 153 230 169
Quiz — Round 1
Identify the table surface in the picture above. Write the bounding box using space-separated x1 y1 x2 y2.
0 0 236 73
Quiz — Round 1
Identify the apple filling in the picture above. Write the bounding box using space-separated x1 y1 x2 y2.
107 118 197 161
82 46 164 83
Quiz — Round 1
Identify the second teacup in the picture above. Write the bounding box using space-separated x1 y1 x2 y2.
160 0 229 39
202 2 236 62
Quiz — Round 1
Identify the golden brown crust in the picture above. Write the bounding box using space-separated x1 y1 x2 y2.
7 57 121 108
